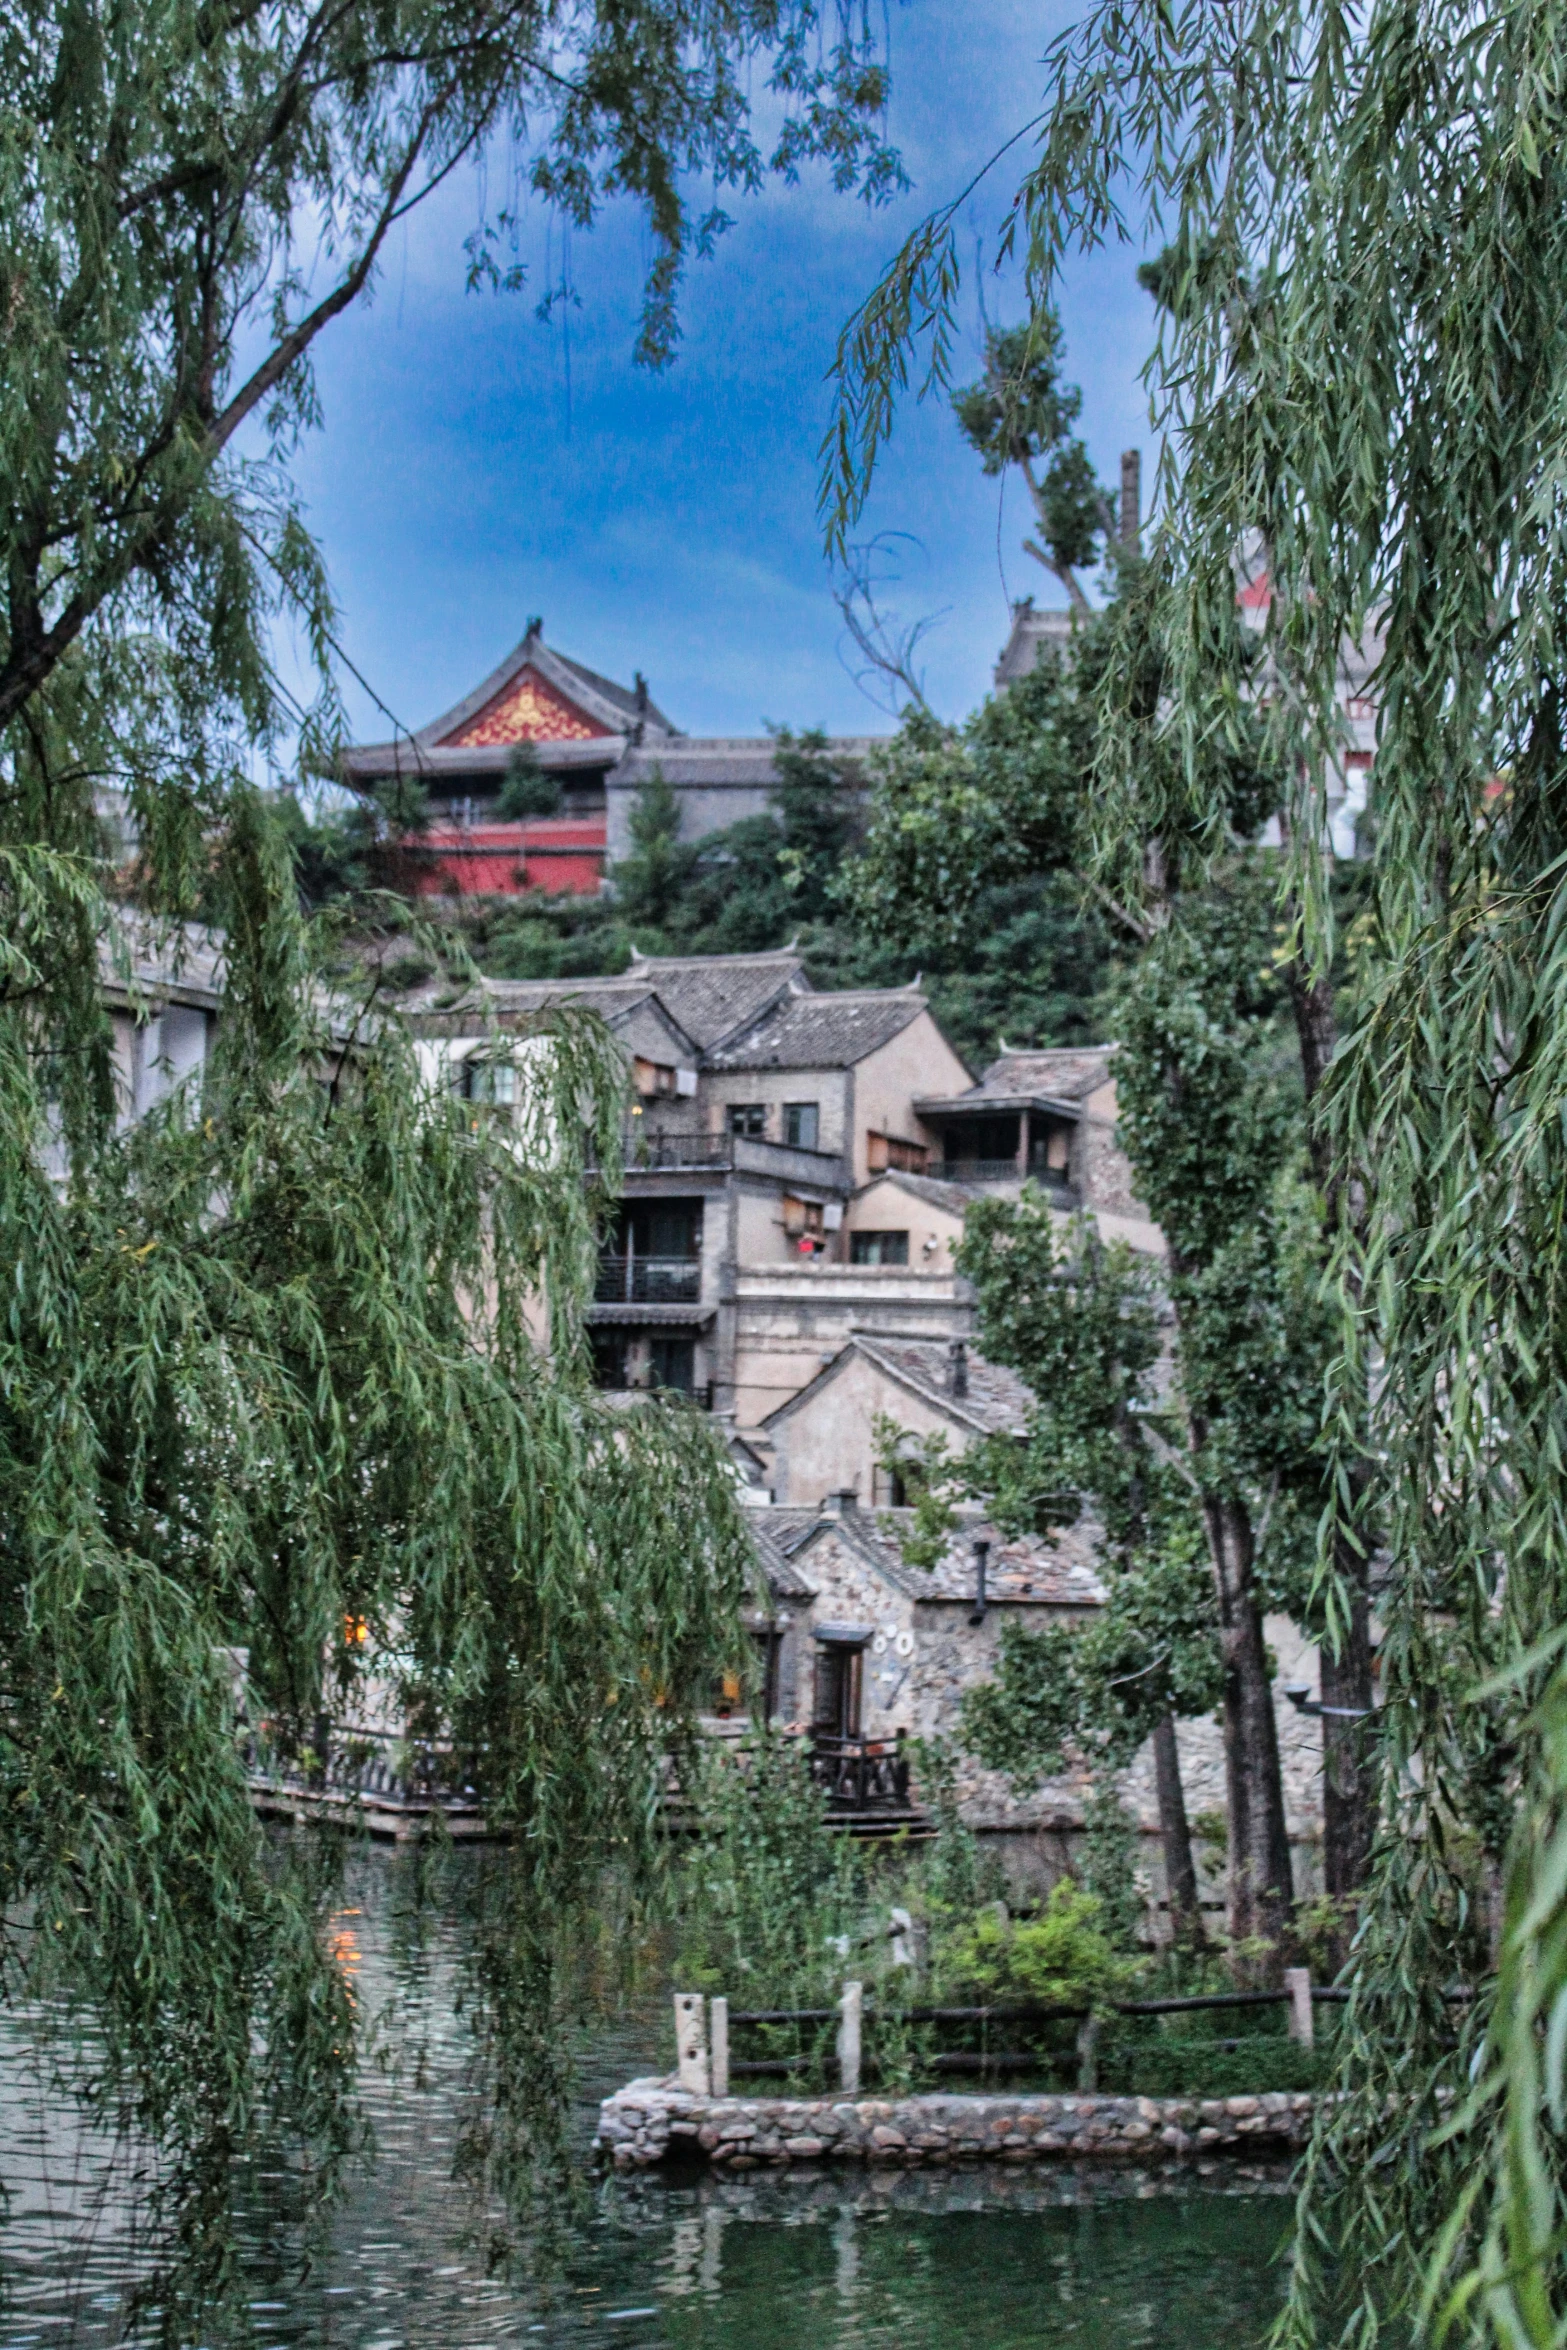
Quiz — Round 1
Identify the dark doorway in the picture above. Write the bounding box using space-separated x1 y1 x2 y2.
610 1199 702 1258
812 1642 864 1739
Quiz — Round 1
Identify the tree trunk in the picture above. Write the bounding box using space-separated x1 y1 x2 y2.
1201 1486 1295 1971
1319 1522 1375 1914
1151 1711 1206 1948
1284 949 1377 1918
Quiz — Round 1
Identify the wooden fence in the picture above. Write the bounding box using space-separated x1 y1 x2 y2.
670 1973 1347 2099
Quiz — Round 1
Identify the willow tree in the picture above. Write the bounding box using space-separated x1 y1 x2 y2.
827 1 1567 2338
0 0 899 2311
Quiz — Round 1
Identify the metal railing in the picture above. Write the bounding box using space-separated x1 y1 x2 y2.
624 1128 734 1170
594 1255 702 1304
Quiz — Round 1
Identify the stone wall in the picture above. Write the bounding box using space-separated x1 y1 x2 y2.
597 2080 1317 2169
767 1518 1333 1889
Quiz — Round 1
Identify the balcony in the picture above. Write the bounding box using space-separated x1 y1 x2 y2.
939 1159 1076 1197
809 1733 915 1815
594 1254 702 1305
623 1127 734 1171
607 1126 846 1187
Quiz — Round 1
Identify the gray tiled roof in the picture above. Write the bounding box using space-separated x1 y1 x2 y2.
976 1047 1114 1101
748 1520 818 1602
851 1334 1035 1436
857 1168 981 1216
710 987 926 1071
400 974 682 1038
626 951 804 1052
895 1513 1105 1608
548 646 676 735
768 1504 1104 1609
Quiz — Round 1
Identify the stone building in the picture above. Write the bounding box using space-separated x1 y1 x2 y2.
738 1491 1330 1904
403 948 990 1425
761 1332 1029 1511
404 957 1160 1456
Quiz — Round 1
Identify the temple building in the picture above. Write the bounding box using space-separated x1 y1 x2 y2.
338 618 883 898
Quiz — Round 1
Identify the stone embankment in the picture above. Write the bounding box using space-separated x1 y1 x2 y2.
596 2078 1316 2170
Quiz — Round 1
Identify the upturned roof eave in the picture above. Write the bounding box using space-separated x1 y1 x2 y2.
339 736 627 783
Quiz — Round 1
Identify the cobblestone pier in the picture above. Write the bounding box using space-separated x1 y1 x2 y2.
596 2080 1317 2169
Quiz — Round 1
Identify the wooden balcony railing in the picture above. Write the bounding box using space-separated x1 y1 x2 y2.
809 1733 913 1812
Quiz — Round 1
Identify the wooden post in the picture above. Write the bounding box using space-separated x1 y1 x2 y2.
838 1980 863 2095
1076 2012 1100 2092
1284 1966 1314 2050
710 1996 730 2099
674 1991 709 2094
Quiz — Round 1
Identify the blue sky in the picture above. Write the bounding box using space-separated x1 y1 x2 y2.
277 0 1158 749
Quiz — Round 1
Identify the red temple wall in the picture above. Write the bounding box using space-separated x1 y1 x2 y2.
401 817 607 899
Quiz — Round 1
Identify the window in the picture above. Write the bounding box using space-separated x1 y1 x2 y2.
940 1115 1018 1167
782 1195 826 1243
463 1056 516 1106
588 1329 631 1390
784 1101 820 1150
633 1057 679 1097
648 1336 696 1394
728 1103 767 1137
850 1230 909 1267
709 1629 781 1721
866 1132 929 1175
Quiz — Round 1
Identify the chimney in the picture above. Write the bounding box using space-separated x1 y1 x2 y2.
1120 451 1141 553
969 1538 991 1626
632 670 649 746
822 1487 859 1517
947 1340 968 1398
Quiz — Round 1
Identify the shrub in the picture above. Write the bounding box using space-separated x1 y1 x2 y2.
937 1880 1141 2009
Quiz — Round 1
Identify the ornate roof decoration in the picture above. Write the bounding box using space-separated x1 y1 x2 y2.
441 663 611 748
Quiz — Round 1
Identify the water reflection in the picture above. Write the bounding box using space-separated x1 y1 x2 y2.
1 1847 1291 2349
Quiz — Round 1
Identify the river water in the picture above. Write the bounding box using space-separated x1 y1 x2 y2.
1 1848 1293 2350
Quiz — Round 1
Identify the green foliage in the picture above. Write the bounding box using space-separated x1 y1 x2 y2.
672 1732 863 2009
1107 2033 1325 2100
1076 1783 1145 1950
954 1196 1223 1781
828 0 1567 2328
951 318 1106 586
496 746 563 822
0 801 753 2311
938 1880 1138 2009
844 659 1092 953
873 1413 964 1572
613 729 862 953
610 769 696 933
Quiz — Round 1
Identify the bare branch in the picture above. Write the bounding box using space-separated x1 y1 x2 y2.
832 534 945 717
